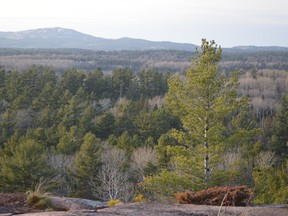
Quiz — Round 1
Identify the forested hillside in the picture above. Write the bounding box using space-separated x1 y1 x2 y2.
0 41 287 204
1 48 288 73
0 27 198 51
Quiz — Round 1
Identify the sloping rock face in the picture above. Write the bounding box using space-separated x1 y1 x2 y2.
0 193 108 215
0 206 13 214
48 196 108 211
1 193 287 216
20 203 288 216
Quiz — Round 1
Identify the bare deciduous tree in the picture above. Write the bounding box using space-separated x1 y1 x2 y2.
256 151 277 168
148 96 165 109
131 146 156 182
48 154 76 196
91 146 133 201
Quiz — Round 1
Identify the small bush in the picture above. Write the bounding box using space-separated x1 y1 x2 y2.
108 199 121 206
134 194 146 202
142 170 197 201
253 165 288 204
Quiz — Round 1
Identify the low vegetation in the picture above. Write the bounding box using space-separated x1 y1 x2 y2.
108 199 121 206
26 178 52 210
175 186 253 206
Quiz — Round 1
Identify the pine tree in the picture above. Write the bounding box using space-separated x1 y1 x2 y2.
166 39 239 187
0 137 52 192
57 125 82 155
0 109 16 146
112 67 134 98
95 112 115 140
74 132 102 198
271 94 288 161
62 69 85 95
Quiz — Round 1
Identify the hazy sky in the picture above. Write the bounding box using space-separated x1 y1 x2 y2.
1 0 288 47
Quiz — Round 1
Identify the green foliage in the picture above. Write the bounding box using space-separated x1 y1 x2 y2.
155 133 179 169
134 107 181 141
73 132 102 198
84 68 109 99
0 54 287 201
0 109 16 146
57 125 82 154
79 105 96 133
95 112 115 140
0 137 53 192
143 161 158 176
271 94 288 160
62 69 85 95
116 131 142 151
253 162 288 204
138 70 168 97
60 87 88 128
166 39 239 186
112 67 134 98
32 81 58 110
142 170 197 201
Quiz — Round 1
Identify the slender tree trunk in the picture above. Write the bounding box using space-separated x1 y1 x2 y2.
119 82 123 98
204 123 210 188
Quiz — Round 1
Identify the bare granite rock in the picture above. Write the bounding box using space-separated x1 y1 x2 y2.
48 196 108 211
19 202 288 216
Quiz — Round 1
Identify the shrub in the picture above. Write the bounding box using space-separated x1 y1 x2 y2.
142 170 197 201
134 194 146 202
108 199 121 206
253 164 288 204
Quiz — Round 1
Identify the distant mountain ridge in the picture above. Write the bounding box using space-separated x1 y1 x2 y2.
0 27 197 51
227 46 288 52
0 27 287 51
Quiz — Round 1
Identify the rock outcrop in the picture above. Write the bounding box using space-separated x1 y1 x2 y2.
48 196 108 211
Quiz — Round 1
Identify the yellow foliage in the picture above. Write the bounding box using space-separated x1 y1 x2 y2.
134 194 146 202
108 199 121 206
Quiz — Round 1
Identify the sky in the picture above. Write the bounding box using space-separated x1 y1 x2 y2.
1 0 288 47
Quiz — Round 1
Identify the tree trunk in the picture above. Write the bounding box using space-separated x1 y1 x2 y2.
204 124 210 188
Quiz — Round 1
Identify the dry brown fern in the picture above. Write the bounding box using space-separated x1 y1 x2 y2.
175 186 253 206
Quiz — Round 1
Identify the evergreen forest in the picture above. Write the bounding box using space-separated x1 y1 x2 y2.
0 40 287 204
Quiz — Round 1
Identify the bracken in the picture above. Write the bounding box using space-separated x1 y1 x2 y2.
175 186 253 206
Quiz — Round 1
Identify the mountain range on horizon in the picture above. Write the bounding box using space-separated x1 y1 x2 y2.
0 27 287 52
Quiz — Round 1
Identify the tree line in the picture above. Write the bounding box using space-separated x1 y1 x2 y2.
1 48 288 73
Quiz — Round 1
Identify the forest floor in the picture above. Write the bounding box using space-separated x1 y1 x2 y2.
1 193 288 216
